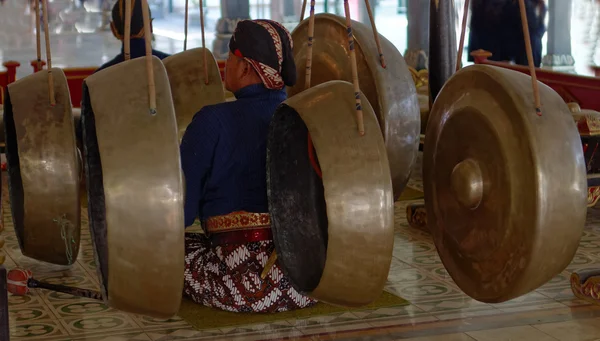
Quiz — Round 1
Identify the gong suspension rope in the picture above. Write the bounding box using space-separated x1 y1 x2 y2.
517 0 542 116
200 0 208 84
34 0 42 70
124 0 132 60
305 0 316 89
41 0 55 105
456 0 470 71
343 0 365 135
184 0 189 51
142 0 157 114
363 0 386 68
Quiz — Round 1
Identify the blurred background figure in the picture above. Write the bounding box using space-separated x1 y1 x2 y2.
468 0 547 67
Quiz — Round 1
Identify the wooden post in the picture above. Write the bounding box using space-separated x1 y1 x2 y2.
0 266 10 341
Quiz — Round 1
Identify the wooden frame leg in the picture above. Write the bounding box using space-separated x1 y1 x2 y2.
0 266 10 340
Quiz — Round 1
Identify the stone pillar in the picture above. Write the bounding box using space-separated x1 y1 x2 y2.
212 0 250 59
405 0 430 70
542 0 575 71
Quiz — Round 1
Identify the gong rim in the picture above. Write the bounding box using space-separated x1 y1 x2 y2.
5 68 81 266
424 64 587 303
163 47 226 140
289 13 420 199
269 80 394 306
82 56 184 318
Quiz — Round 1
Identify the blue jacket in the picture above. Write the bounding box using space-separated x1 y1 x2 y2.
180 84 287 226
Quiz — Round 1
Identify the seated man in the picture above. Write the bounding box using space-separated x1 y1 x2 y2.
95 0 169 73
180 19 317 313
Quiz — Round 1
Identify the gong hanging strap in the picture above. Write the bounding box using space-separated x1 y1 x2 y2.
184 0 189 51
305 0 316 89
456 0 470 72
41 0 54 105
363 0 386 68
124 0 132 60
199 0 208 84
517 0 542 116
342 0 365 135
34 0 42 71
141 0 157 114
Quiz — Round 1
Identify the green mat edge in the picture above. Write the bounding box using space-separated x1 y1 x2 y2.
178 290 409 330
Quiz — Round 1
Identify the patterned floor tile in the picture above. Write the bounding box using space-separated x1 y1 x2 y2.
9 305 55 323
59 313 141 336
10 318 70 339
413 296 492 313
129 314 189 331
8 292 47 308
386 280 463 302
491 292 557 308
387 265 436 285
287 312 361 328
433 308 502 321
49 301 116 318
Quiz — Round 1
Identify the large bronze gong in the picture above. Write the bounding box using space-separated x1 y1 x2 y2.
268 80 394 306
4 68 81 266
289 13 420 199
81 56 184 318
163 47 225 139
424 65 587 303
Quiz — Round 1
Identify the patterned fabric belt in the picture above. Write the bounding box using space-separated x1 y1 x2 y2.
205 211 271 234
210 229 273 246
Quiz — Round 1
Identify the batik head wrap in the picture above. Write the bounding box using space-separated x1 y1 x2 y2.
228 20 296 90
110 0 151 40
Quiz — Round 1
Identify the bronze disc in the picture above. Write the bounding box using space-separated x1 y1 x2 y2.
268 80 394 306
163 48 225 140
424 65 587 303
82 56 184 318
4 69 81 266
289 13 420 199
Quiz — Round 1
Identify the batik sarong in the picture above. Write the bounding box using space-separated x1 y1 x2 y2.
183 211 317 313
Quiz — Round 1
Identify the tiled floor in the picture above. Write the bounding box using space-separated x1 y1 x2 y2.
3 156 600 341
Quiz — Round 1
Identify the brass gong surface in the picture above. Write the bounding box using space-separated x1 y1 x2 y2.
163 47 225 140
270 80 394 306
424 65 587 303
4 68 81 265
289 13 420 199
82 56 184 318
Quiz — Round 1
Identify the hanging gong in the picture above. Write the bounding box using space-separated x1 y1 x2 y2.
268 80 394 306
4 68 81 266
424 65 587 303
163 47 226 140
288 13 420 200
81 56 184 318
